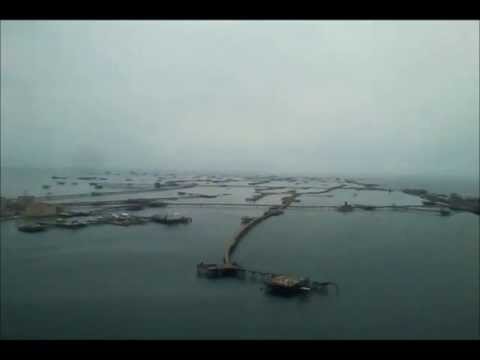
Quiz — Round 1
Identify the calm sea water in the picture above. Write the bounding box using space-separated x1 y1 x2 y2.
1 168 479 339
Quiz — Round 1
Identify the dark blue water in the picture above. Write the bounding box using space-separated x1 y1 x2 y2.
1 204 478 339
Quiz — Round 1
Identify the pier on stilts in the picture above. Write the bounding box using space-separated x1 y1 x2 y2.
197 187 340 297
196 263 339 295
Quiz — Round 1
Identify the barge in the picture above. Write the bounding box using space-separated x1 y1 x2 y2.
151 213 192 225
18 223 47 233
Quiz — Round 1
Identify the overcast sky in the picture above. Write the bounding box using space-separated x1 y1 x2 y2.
1 20 478 177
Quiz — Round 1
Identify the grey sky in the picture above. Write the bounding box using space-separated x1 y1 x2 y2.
1 20 478 176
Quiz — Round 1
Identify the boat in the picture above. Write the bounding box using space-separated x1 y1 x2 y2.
58 211 73 218
56 220 87 229
18 224 47 233
337 202 354 212
151 213 192 225
109 218 130 226
69 210 92 217
148 201 167 208
126 204 144 211
106 212 146 226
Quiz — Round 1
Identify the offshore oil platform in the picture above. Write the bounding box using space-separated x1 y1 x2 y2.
196 262 338 296
197 194 339 297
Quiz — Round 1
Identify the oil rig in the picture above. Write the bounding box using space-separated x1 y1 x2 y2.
197 195 338 297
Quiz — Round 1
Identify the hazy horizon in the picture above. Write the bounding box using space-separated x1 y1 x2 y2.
1 21 479 178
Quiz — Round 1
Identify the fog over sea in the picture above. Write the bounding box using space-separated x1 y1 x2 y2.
1 20 478 340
